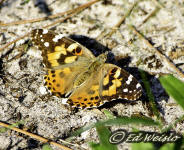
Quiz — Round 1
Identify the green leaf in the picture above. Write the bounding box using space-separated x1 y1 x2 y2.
140 70 161 122
173 136 184 150
89 124 118 150
100 116 158 126
0 127 7 133
42 144 53 150
103 109 115 119
160 143 175 150
20 0 30 5
89 142 100 150
0 120 24 133
159 75 184 110
69 116 159 138
132 142 155 150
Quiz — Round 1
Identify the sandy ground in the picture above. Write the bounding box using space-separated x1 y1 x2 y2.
0 0 184 149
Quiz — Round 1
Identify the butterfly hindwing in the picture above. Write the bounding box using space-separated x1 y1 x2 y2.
100 64 142 101
44 64 89 96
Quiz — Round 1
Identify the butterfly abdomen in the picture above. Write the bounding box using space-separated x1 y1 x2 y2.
73 56 105 87
74 71 91 87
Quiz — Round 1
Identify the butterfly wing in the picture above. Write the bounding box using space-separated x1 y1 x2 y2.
31 29 95 68
43 64 90 97
31 29 95 95
67 64 142 109
100 64 142 101
67 66 104 109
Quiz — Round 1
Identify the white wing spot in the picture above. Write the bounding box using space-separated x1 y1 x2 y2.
41 39 44 42
40 35 43 37
53 34 64 42
136 83 141 89
123 88 128 92
44 42 49 47
126 80 130 85
53 37 58 42
43 29 48 34
126 75 133 85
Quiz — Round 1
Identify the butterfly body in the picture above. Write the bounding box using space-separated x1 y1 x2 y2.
73 53 106 87
31 29 142 109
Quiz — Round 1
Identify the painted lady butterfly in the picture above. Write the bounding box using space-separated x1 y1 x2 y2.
31 29 142 109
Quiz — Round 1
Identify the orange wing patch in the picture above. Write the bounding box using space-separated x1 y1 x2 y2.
67 84 103 109
44 68 72 96
102 67 122 97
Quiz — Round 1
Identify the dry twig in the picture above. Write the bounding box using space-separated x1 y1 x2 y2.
0 33 29 52
0 121 72 150
0 0 101 52
0 0 100 26
138 7 160 28
96 2 137 40
152 0 165 9
44 0 101 28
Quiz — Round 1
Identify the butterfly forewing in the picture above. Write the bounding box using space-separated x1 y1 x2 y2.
31 29 94 95
31 29 94 68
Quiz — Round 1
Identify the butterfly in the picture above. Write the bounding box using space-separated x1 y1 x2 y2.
31 29 142 109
